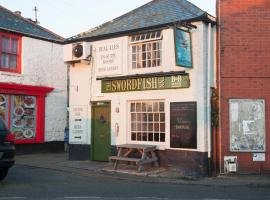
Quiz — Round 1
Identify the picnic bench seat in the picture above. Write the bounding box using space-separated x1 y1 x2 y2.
109 144 159 172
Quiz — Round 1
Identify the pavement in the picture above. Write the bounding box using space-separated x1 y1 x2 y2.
15 153 270 187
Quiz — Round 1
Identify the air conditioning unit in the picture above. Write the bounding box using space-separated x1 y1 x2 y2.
224 156 238 174
64 42 92 63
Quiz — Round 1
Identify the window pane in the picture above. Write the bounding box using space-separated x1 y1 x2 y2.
159 102 164 112
160 133 165 142
148 123 153 131
11 39 18 54
142 44 146 52
142 132 147 141
136 113 142 121
154 113 159 122
132 54 136 61
130 103 135 112
131 123 136 131
2 37 9 52
148 113 153 122
131 113 136 121
137 133 142 141
147 102 152 112
142 123 147 131
131 132 136 140
160 123 165 132
9 55 17 69
160 113 165 122
148 133 153 141
142 103 146 112
154 123 159 131
142 113 147 122
1 54 8 68
154 133 159 142
136 103 141 112
137 122 141 131
132 45 136 52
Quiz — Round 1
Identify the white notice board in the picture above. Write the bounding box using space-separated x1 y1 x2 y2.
69 105 88 144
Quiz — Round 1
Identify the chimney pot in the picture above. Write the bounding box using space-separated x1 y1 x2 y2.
14 11 21 16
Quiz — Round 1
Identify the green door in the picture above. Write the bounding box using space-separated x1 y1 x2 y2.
92 102 111 161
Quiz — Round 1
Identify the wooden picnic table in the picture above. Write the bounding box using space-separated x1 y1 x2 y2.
109 144 159 172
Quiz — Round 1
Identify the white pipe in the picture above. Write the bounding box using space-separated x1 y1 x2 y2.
207 23 212 160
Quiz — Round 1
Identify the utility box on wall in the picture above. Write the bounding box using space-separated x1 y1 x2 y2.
224 156 238 173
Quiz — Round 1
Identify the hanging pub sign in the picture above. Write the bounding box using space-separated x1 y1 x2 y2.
170 102 197 149
174 28 193 68
101 74 190 93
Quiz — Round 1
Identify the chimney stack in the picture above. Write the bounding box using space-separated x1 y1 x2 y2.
14 11 22 16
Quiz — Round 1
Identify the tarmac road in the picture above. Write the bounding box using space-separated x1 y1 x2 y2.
0 164 270 200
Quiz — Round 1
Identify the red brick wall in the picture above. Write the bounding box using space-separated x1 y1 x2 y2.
218 0 270 173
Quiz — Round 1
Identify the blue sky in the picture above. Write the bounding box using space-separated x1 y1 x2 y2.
0 0 216 38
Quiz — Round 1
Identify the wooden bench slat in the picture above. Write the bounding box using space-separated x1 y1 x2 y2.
109 156 140 162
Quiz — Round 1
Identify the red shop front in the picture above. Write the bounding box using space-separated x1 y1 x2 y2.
0 83 53 144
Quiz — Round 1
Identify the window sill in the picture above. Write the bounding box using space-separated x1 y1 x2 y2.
0 71 24 77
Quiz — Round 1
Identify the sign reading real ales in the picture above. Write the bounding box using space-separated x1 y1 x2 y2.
170 102 197 149
101 74 190 93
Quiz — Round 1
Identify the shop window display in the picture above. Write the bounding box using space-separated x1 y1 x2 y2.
0 94 36 140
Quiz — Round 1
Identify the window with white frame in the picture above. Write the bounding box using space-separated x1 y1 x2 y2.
130 101 165 143
130 31 162 69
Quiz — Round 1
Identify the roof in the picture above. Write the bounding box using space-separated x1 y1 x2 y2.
67 0 213 42
0 5 64 43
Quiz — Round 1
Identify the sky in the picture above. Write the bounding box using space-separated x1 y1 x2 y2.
0 0 216 38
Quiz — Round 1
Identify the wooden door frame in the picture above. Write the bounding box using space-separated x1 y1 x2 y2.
91 101 111 161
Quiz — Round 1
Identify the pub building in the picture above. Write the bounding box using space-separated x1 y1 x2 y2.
64 0 216 176
0 6 67 152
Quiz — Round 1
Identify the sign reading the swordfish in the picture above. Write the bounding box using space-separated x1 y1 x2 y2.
101 74 190 93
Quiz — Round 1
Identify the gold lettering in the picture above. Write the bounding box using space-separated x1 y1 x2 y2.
116 80 121 91
127 79 132 91
152 77 158 89
111 81 117 91
146 78 152 89
121 80 127 91
131 79 137 90
137 78 142 90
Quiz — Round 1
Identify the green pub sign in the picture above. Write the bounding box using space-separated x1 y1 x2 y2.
101 74 190 93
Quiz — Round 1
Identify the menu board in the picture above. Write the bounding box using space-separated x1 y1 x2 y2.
170 102 197 149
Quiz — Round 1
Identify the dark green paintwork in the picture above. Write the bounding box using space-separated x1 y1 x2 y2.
101 74 190 93
91 103 111 161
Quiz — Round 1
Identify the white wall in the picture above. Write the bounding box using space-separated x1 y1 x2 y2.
0 37 67 141
69 22 215 152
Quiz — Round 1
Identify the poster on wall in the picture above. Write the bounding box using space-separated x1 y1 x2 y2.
229 99 265 152
170 102 197 149
174 28 193 68
69 105 88 144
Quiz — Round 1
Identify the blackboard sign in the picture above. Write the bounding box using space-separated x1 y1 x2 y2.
170 102 197 148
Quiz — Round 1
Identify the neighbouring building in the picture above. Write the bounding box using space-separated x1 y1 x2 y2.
0 6 67 153
65 0 216 176
217 0 270 174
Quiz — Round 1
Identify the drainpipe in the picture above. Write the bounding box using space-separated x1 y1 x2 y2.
207 22 212 176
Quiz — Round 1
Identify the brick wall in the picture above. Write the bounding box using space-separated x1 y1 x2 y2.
218 0 270 173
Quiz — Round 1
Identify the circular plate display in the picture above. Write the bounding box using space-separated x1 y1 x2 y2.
12 117 24 128
24 96 35 108
0 95 6 105
23 129 34 138
14 106 24 117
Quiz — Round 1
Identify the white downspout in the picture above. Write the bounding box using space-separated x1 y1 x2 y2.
207 22 212 172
